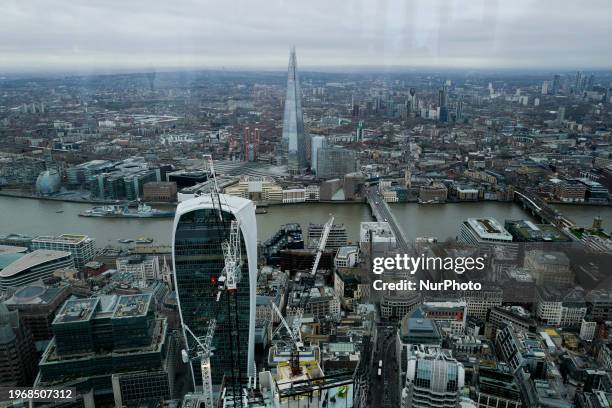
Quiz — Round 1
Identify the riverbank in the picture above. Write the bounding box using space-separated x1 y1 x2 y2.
0 190 115 204
0 196 373 246
0 190 177 207
548 200 612 207
3 189 610 209
0 194 609 246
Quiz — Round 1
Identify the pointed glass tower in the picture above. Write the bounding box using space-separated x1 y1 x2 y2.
282 47 308 173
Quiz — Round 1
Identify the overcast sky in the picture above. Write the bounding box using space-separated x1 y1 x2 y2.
2 0 611 73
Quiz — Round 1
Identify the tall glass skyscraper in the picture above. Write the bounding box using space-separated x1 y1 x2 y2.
172 195 257 391
282 47 308 173
310 135 327 176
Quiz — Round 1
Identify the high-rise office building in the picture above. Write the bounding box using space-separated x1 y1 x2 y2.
557 106 565 123
316 146 358 179
4 282 70 341
575 71 583 92
400 350 464 408
310 135 327 175
355 120 365 141
586 74 595 91
552 74 561 95
172 195 257 390
0 303 38 387
243 127 260 162
438 85 449 123
36 293 176 407
409 88 417 113
351 94 360 117
282 47 308 174
455 99 464 122
31 234 95 269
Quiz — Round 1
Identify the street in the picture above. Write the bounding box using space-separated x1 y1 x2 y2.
369 324 399 408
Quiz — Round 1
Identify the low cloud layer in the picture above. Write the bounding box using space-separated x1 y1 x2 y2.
2 0 611 72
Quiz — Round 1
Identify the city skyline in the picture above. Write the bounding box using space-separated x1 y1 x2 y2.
1 7 612 402
2 0 612 73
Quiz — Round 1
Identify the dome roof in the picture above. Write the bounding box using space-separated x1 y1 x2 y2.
36 170 61 195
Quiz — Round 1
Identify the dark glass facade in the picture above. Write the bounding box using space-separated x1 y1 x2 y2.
173 207 251 387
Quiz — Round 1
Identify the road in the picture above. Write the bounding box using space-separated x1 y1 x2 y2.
365 186 434 281
365 186 410 253
369 324 399 408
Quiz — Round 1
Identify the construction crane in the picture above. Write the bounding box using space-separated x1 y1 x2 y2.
200 155 241 292
271 302 304 376
310 215 334 276
271 302 303 348
182 320 217 408
201 154 224 222
216 218 247 403
218 220 242 293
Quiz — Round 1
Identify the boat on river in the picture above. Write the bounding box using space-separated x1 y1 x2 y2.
79 203 174 218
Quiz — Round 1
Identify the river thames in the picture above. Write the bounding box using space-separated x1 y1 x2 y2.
0 196 609 246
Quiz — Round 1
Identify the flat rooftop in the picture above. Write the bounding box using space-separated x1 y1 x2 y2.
33 234 91 244
506 220 570 242
526 250 570 266
113 294 151 318
403 317 438 335
506 268 534 282
424 301 467 311
466 218 513 241
54 298 99 324
0 245 28 255
359 222 395 240
336 246 359 258
53 293 153 324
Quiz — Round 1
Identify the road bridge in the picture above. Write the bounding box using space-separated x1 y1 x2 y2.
365 186 410 253
514 189 574 229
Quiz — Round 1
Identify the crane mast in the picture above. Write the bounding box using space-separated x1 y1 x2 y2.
216 217 246 403
271 302 304 376
182 320 217 408
220 220 242 291
310 215 334 276
270 302 303 348
202 154 224 221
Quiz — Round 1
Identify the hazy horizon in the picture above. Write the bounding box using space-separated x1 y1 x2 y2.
2 0 612 74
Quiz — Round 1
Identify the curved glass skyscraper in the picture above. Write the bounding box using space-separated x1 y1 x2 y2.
172 194 257 391
282 47 308 174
